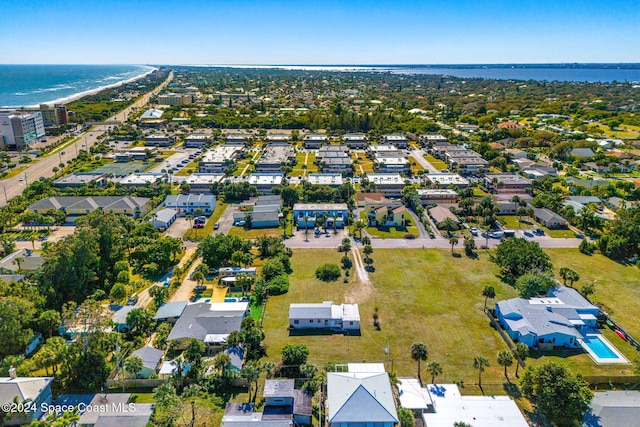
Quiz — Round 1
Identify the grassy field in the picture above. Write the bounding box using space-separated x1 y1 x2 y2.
228 226 284 239
263 248 519 394
352 153 374 173
262 248 640 394
424 154 448 170
290 152 318 176
498 215 528 229
175 159 200 176
183 202 228 240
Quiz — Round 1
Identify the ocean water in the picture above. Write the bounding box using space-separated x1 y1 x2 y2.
216 64 640 82
0 64 155 108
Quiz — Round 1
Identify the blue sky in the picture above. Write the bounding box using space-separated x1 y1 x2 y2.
2 0 639 64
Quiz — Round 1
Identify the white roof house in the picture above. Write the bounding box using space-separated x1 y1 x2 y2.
422 384 528 427
397 378 433 412
289 302 360 331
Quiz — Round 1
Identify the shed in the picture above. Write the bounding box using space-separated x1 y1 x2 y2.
130 347 164 378
150 208 177 230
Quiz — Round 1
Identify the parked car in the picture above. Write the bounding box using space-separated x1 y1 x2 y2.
235 220 246 226
524 231 534 238
127 295 139 305
214 222 220 230
534 228 545 236
470 227 478 236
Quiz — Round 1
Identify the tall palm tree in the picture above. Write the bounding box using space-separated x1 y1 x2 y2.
449 235 459 254
473 355 490 388
559 267 580 287
511 343 528 378
426 361 443 384
497 350 513 382
186 214 194 230
303 214 309 241
410 342 428 382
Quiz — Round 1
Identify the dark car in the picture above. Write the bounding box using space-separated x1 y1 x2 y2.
127 295 139 305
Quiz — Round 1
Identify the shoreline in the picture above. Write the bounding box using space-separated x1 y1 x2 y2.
8 65 157 109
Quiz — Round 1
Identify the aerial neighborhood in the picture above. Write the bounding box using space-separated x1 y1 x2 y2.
1 66 640 427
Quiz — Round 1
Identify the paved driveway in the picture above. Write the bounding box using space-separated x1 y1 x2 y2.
164 218 192 239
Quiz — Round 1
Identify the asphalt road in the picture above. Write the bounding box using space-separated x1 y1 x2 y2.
0 71 174 207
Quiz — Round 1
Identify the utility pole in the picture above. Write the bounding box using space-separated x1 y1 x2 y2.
2 187 7 204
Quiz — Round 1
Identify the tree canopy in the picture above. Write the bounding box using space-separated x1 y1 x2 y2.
493 238 553 283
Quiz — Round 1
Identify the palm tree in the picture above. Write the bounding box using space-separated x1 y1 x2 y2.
192 271 205 287
12 256 24 271
362 236 371 246
449 235 459 254
473 355 490 388
426 361 443 384
559 267 580 287
512 343 528 378
241 361 263 402
442 217 456 237
410 342 428 381
186 214 194 230
482 285 496 310
497 350 514 382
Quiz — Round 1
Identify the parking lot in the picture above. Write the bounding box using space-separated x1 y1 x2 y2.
148 148 199 173
164 217 192 239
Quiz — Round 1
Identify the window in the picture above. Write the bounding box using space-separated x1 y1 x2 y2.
294 320 299 325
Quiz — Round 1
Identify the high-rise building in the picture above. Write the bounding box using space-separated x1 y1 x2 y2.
37 104 68 127
0 110 46 150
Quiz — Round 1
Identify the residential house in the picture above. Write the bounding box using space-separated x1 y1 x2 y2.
483 173 532 194
342 133 368 149
424 173 469 188
419 134 447 146
292 203 349 229
532 207 568 228
221 381 312 427
256 145 295 172
356 192 396 208
265 133 290 145
225 133 248 146
447 153 489 174
380 133 408 148
0 370 53 425
320 156 353 174
262 380 312 426
365 173 406 196
396 378 433 417
375 156 410 173
164 194 216 216
506 148 529 160
428 205 459 227
145 133 175 147
583 390 640 427
0 249 44 272
570 148 596 159
416 189 459 205
422 383 528 427
153 301 187 324
306 173 344 187
247 195 282 228
248 173 284 194
200 145 244 173
566 177 610 190
496 287 599 349
78 393 154 427
119 173 168 187
166 302 248 351
129 347 164 378
326 363 398 427
289 302 360 332
53 172 107 188
140 108 164 120
498 120 523 130
184 133 210 148
303 133 327 149
150 208 177 230
28 196 152 219
111 306 142 333
365 203 406 227
173 173 225 194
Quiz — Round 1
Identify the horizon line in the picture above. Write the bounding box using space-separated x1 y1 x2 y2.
2 62 640 67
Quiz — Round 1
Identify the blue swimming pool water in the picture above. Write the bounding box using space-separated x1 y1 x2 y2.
582 335 618 359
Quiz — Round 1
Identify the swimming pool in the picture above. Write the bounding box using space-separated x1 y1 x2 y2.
581 335 618 359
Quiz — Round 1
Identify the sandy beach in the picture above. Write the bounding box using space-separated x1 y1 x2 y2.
34 65 157 108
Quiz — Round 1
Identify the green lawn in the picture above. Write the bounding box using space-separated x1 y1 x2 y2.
424 154 448 170
263 248 518 394
473 187 491 197
360 212 420 238
498 215 528 229
352 153 374 173
228 226 284 239
262 248 640 395
290 152 318 176
0 166 28 180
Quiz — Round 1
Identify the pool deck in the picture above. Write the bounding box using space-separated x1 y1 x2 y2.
579 333 629 365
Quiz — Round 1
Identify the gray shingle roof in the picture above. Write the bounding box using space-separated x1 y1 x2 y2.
28 196 150 212
167 302 245 342
584 390 640 427
130 346 164 371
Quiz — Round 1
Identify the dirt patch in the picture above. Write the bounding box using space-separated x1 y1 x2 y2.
345 247 375 303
